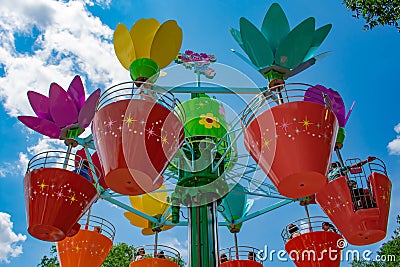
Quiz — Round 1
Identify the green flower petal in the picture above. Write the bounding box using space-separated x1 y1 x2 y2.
229 26 245 50
304 24 332 61
240 17 274 69
261 3 290 53
275 17 316 69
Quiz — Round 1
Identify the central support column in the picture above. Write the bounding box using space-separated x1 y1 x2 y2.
189 202 219 267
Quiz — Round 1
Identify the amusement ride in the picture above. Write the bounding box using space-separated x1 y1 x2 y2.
18 3 392 267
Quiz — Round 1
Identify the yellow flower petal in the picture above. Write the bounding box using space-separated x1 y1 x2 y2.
130 18 160 59
129 195 144 211
150 20 183 69
124 211 148 228
113 23 136 70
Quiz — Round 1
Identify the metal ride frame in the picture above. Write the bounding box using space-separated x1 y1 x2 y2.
79 84 296 223
71 82 326 266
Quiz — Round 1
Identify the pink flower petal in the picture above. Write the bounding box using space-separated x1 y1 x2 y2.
78 89 100 128
27 91 52 120
49 83 78 128
18 116 61 138
67 75 85 111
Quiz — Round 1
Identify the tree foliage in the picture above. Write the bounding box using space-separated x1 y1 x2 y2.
37 245 59 267
37 242 186 267
352 215 400 266
343 0 400 31
101 243 134 267
37 243 134 267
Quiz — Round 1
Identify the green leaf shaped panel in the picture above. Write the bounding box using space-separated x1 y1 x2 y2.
275 17 315 69
228 27 245 50
261 2 290 53
240 17 274 69
304 24 332 61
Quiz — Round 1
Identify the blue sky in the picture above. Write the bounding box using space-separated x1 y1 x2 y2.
0 0 400 266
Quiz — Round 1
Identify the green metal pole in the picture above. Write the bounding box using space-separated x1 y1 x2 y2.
188 202 219 267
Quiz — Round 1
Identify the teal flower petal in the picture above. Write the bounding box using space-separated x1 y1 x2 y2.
304 24 332 61
229 27 245 50
231 49 258 69
261 3 290 53
275 17 316 69
240 17 274 69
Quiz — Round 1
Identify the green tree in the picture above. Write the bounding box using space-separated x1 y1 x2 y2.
37 243 134 267
37 245 59 267
352 215 400 266
101 243 134 267
343 0 400 31
37 242 186 267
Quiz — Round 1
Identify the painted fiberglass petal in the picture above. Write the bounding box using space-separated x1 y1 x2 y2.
18 116 60 138
275 17 315 69
49 83 78 128
221 184 247 220
142 185 168 216
231 49 258 69
344 101 355 127
130 18 160 59
78 89 100 128
67 75 85 111
114 23 136 70
229 27 245 50
261 2 290 53
124 212 149 229
150 20 183 69
27 91 52 120
304 85 346 126
304 24 332 61
129 195 145 211
239 17 274 69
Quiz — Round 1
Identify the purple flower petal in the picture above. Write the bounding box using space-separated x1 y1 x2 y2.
27 91 52 120
304 85 346 126
67 75 85 111
78 89 101 128
18 116 61 138
49 83 78 128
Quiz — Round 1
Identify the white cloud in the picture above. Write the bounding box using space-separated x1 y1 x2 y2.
26 137 64 156
388 123 400 155
163 236 188 259
0 212 27 263
0 0 127 118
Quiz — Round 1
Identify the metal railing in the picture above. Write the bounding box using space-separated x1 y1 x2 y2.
96 81 185 123
26 150 101 182
220 245 263 263
132 244 181 262
344 157 386 211
281 216 340 243
78 215 116 241
241 83 334 127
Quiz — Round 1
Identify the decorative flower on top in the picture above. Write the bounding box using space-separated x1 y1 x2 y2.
175 50 217 78
18 75 101 140
113 18 183 83
304 84 355 149
229 3 332 83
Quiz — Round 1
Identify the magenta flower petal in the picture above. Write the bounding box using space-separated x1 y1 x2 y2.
27 91 52 120
49 83 78 128
67 75 85 111
304 85 346 127
78 89 101 128
18 116 61 138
